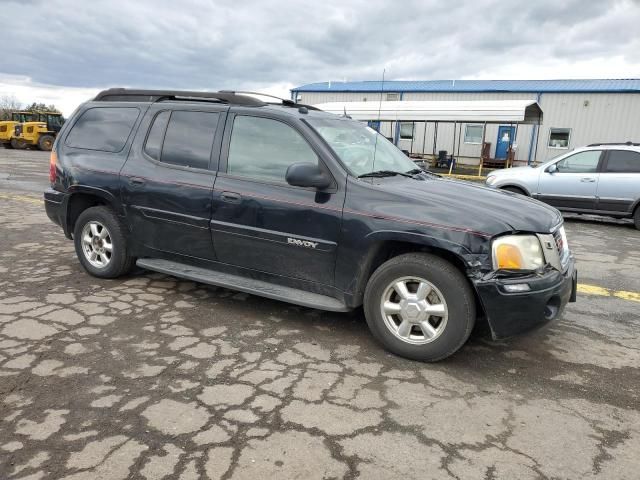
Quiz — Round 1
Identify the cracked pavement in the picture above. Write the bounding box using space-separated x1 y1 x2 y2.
1 150 639 479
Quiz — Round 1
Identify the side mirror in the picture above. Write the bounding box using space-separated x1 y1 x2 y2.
285 162 332 190
546 163 558 174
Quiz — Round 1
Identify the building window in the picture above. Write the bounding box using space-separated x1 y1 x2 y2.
464 124 484 144
386 93 400 101
399 122 414 139
548 128 571 149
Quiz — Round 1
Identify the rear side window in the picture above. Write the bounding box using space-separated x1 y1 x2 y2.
605 150 640 173
144 111 170 161
160 111 219 169
66 107 139 152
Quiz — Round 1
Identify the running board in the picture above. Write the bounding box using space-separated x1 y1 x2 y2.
136 258 350 312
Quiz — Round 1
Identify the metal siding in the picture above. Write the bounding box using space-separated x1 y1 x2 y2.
301 90 640 165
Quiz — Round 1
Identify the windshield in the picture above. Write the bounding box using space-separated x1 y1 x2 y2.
307 117 418 176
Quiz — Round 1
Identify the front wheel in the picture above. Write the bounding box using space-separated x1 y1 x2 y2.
363 253 475 362
634 207 640 231
73 206 134 278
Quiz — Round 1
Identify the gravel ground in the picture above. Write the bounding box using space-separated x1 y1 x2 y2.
0 149 639 480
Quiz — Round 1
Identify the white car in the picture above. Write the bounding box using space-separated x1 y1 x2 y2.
486 143 640 229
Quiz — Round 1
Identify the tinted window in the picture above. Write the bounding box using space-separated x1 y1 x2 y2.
555 150 601 173
605 150 640 173
144 111 170 161
66 107 139 152
227 116 317 182
161 111 219 169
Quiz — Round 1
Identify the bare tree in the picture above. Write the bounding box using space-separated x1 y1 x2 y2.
0 95 23 120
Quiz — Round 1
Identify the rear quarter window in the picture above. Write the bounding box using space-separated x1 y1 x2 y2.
65 107 140 153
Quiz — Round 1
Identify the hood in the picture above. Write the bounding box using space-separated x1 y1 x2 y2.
370 176 562 236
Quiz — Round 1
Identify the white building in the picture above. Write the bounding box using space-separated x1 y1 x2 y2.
291 79 640 165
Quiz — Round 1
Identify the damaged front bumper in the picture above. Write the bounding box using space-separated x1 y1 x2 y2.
472 255 577 339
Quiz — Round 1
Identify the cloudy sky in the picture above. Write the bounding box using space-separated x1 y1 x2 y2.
2 0 640 115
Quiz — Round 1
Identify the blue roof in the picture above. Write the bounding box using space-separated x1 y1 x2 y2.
292 79 640 94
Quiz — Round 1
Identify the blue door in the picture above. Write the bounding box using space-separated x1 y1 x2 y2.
495 126 515 159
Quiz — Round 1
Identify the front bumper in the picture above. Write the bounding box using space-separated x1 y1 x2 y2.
474 255 577 339
44 188 72 239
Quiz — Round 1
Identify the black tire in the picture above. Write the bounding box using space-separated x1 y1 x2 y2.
10 138 27 150
38 134 55 151
3 142 13 149
501 186 527 196
363 253 475 362
634 207 640 230
73 206 134 278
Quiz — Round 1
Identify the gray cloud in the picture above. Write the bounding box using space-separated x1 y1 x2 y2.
1 0 639 93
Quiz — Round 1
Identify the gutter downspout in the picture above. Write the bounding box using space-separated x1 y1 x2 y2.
393 92 403 146
527 92 542 165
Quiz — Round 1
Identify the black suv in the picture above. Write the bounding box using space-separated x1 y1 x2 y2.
44 89 577 361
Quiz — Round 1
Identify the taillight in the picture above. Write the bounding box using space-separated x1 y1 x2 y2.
49 149 57 184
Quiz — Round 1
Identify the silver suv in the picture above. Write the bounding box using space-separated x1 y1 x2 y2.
486 143 640 229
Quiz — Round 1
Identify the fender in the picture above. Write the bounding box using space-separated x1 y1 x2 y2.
341 229 490 307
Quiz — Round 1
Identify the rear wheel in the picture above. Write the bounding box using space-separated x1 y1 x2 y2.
3 142 13 149
73 206 134 278
10 138 27 150
38 134 55 151
634 206 640 230
363 253 475 362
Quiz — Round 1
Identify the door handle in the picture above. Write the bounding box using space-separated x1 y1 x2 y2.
580 177 596 183
220 191 241 203
129 177 146 186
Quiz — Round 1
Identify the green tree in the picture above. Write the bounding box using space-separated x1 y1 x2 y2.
25 102 61 113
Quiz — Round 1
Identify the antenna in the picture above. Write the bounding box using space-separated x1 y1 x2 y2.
371 68 386 174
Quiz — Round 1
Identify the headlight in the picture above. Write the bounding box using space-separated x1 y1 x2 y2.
486 175 497 185
492 235 544 270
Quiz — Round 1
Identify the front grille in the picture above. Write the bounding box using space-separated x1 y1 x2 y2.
0 125 6 132
27 126 33 133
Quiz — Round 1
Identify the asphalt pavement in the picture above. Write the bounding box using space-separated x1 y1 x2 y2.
1 149 639 480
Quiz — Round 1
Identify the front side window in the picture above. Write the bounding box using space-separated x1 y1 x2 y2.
464 124 484 144
161 111 219 169
227 116 318 183
399 122 414 140
66 107 139 152
555 150 601 173
548 128 571 149
604 150 640 173
307 117 417 177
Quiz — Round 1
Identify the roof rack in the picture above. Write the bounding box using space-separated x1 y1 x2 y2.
587 141 640 147
94 88 266 106
219 90 320 110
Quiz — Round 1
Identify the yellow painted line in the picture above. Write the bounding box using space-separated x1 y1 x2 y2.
0 192 43 205
578 284 640 303
440 173 487 180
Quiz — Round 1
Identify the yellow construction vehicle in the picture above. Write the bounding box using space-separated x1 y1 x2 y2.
12 112 64 151
0 111 37 149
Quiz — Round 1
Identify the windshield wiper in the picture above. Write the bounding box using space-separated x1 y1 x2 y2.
405 167 441 178
357 170 413 179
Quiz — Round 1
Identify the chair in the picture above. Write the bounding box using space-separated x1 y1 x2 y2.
436 150 455 169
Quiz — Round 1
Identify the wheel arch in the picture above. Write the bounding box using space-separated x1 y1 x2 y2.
498 184 530 196
66 187 123 236
349 232 487 317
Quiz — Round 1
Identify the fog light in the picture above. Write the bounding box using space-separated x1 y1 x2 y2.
504 283 531 293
